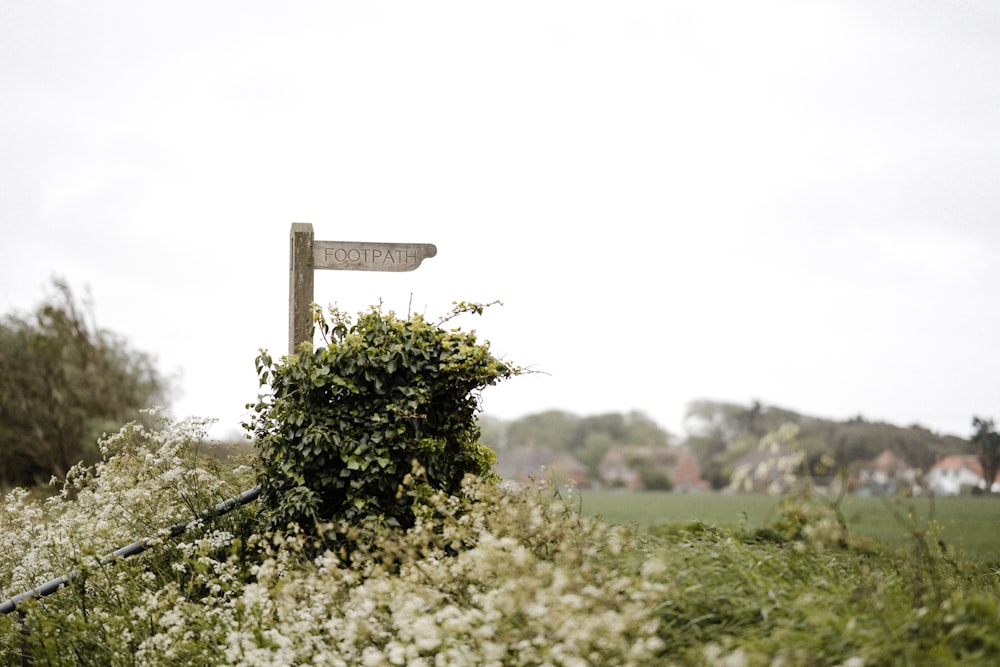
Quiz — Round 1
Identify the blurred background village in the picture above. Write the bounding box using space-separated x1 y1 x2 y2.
484 401 1000 497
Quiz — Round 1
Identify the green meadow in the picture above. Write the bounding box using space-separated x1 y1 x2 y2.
581 491 1000 563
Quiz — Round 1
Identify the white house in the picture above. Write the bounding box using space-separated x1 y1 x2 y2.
925 455 999 496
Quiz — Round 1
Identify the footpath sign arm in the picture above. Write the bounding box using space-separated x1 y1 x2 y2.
287 223 437 354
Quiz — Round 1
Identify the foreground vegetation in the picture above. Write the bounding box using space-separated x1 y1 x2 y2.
2 416 1000 665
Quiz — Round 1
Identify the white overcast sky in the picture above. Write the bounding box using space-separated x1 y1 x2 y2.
2 1 999 441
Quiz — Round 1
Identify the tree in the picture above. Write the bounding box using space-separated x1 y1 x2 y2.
577 431 616 479
972 417 1000 494
0 279 167 488
506 410 577 452
684 400 767 489
683 399 968 489
498 410 674 483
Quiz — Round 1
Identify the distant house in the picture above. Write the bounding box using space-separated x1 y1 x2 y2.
598 446 709 492
599 447 638 488
494 442 588 486
852 449 916 496
671 447 711 492
926 455 1000 496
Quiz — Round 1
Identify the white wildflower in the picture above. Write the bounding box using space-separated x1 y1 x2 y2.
640 556 667 579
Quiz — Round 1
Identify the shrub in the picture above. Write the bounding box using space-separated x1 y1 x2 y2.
246 303 519 532
638 466 674 491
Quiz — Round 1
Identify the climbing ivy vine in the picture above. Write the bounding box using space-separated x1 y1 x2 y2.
245 302 518 532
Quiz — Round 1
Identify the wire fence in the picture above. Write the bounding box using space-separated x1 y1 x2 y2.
0 485 261 616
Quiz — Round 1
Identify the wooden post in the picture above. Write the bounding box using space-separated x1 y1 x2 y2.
289 223 315 355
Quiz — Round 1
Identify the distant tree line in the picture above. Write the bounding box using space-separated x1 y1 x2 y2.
0 279 168 488
683 400 971 489
483 400 979 491
479 409 673 482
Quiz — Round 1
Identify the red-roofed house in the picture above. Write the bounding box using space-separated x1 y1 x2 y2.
494 442 588 486
853 449 916 496
926 455 1000 496
598 446 709 492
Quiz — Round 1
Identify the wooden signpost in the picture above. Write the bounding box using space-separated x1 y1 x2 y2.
289 223 437 354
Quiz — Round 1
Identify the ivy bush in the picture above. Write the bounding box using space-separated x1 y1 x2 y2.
246 303 519 532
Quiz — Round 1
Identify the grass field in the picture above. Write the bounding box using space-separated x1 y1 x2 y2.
580 490 1000 563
